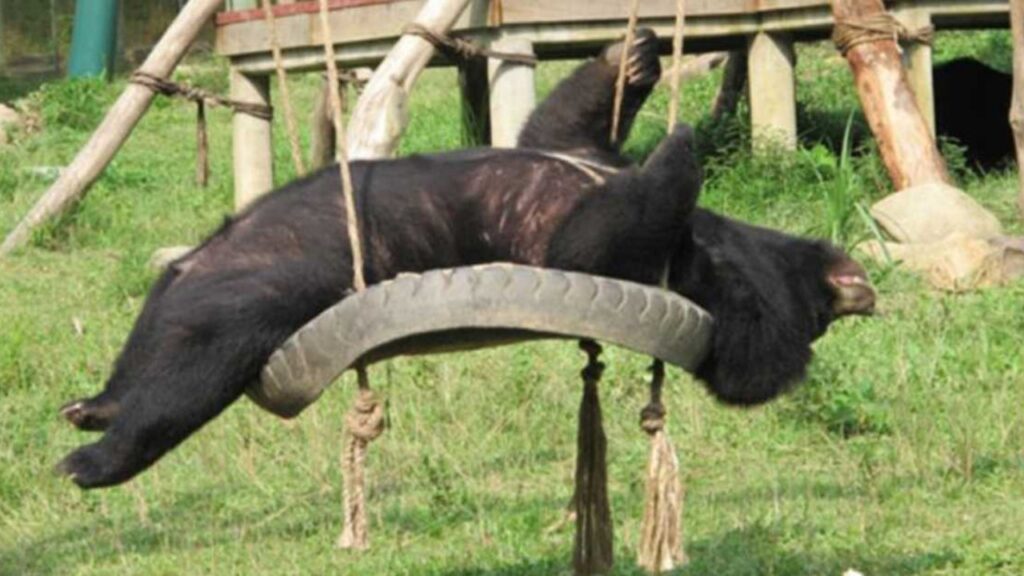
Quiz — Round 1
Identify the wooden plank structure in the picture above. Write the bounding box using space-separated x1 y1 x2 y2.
217 0 1010 204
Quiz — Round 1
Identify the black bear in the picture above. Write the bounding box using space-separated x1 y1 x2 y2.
933 57 1014 170
58 30 874 489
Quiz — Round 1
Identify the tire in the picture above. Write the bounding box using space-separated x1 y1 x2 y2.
251 264 713 418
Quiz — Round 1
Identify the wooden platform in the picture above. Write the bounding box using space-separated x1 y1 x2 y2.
215 0 1010 206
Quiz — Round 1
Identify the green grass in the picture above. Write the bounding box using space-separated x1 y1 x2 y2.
1 35 1023 575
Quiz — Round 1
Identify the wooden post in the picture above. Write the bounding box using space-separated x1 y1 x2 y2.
897 7 935 136
311 76 338 170
747 32 797 151
1 0 226 257
459 56 490 147
712 50 746 120
1011 0 1024 218
346 0 473 159
831 0 949 190
488 37 536 148
231 70 274 210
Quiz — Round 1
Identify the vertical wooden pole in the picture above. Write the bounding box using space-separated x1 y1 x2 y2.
231 69 274 210
311 76 339 170
898 8 935 136
1011 0 1024 217
488 37 535 148
747 32 797 151
459 56 490 146
831 0 948 190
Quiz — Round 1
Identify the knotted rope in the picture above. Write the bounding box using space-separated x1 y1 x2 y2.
832 12 934 55
130 71 273 187
573 340 614 575
402 23 538 66
336 382 386 550
636 360 686 573
317 0 377 551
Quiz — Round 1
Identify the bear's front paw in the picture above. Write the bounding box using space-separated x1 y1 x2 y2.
60 398 119 432
55 443 130 489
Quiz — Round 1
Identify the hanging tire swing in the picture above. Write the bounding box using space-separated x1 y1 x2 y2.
250 0 696 573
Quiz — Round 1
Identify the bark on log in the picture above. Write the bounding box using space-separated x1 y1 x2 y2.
1 0 224 257
832 0 949 191
345 0 473 159
1011 0 1024 218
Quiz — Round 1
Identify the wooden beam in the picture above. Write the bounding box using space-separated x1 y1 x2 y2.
488 37 535 148
1011 0 1024 217
832 0 949 190
231 70 274 210
748 31 797 151
1 0 226 257
898 7 935 136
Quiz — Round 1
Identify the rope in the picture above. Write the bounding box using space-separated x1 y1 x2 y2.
318 0 378 551
666 0 686 129
402 23 538 66
262 0 307 176
336 385 385 550
636 360 686 573
610 0 641 145
573 339 614 575
130 71 273 187
832 12 934 55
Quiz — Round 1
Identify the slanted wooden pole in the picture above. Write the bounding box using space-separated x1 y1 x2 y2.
488 37 536 148
831 0 949 190
346 0 473 159
1011 0 1024 218
747 32 797 151
1 0 225 257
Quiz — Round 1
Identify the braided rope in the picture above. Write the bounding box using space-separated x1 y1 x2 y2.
610 0 641 145
666 0 686 129
402 23 538 66
261 0 307 176
130 72 273 119
832 12 934 55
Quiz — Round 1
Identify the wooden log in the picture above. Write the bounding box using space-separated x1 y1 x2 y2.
345 0 473 159
0 0 225 257
897 7 935 136
1011 0 1024 217
712 50 746 120
747 32 797 151
231 70 274 210
459 57 490 147
310 75 342 170
832 0 949 190
489 37 536 148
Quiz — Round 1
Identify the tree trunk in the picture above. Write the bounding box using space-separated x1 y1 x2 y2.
1011 0 1024 218
345 0 473 159
831 0 949 190
1 0 225 257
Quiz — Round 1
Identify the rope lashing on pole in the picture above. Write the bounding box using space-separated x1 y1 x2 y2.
129 71 273 187
402 23 538 66
832 12 934 55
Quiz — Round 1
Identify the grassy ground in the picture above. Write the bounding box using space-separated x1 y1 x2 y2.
1 32 1023 575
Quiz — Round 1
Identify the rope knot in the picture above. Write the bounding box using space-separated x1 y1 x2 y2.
345 389 385 443
402 23 537 66
832 13 934 55
640 402 666 435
